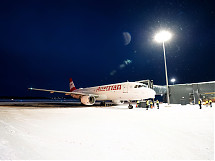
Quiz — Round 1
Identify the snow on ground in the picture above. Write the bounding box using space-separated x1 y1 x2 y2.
0 103 214 160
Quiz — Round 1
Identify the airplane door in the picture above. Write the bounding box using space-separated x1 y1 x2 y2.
123 84 128 93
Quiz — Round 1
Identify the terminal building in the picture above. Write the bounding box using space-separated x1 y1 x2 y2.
137 80 215 105
168 81 215 104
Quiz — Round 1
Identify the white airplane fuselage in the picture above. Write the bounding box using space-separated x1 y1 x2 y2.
74 82 155 103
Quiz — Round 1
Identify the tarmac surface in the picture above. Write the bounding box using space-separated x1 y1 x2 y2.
0 102 214 160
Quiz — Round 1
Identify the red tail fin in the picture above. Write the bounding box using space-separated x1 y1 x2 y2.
69 78 76 92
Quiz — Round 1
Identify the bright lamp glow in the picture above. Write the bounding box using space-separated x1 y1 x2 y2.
155 30 172 43
171 78 176 83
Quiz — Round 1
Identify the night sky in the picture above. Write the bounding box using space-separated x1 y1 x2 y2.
0 0 214 97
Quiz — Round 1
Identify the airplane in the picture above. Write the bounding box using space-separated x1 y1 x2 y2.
29 78 156 109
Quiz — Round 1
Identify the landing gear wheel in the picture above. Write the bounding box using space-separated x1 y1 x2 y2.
128 105 133 109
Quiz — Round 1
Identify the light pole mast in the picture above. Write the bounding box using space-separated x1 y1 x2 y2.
162 41 170 105
154 30 172 105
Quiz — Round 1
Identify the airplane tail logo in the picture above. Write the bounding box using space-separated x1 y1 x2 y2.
69 78 76 92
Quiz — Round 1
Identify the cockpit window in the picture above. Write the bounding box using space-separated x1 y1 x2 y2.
134 84 148 88
134 85 143 88
142 84 147 87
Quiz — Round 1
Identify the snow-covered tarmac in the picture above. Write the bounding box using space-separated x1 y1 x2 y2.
0 103 214 160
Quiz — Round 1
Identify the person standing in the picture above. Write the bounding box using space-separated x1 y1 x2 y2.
150 100 153 108
198 99 202 109
136 101 140 108
156 100 159 109
146 100 149 110
209 99 212 107
206 100 208 107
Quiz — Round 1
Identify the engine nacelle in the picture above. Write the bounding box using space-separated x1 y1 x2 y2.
81 96 96 105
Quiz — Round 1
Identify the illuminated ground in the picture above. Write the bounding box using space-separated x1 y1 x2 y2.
0 103 214 160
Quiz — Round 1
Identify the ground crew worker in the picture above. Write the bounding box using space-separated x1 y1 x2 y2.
156 100 159 109
136 101 140 108
209 99 212 107
205 100 208 107
198 99 202 109
150 100 153 108
146 100 149 110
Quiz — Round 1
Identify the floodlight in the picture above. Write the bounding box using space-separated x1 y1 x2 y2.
171 78 176 83
155 30 172 43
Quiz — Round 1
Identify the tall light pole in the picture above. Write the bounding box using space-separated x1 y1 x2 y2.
155 30 172 105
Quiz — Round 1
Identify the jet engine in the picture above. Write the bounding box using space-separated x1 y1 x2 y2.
81 96 96 105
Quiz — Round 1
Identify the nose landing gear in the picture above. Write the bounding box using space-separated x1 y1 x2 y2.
128 103 133 109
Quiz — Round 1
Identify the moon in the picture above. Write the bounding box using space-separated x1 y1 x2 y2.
122 32 131 45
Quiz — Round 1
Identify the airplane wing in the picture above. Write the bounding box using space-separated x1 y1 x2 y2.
28 88 99 98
